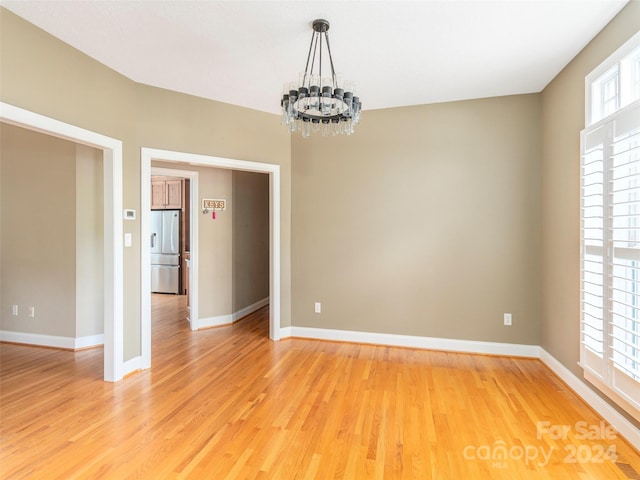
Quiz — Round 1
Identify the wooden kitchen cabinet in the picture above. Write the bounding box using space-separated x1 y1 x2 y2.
151 177 182 209
150 180 165 209
165 179 182 208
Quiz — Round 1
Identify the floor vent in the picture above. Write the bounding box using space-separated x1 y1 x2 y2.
616 462 640 480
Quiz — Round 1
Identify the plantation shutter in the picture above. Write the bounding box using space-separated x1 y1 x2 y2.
580 101 640 417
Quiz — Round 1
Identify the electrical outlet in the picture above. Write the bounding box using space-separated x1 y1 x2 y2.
28 306 35 318
504 313 512 326
314 302 321 314
12 305 18 316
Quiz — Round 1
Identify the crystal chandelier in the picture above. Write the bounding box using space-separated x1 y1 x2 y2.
281 19 362 138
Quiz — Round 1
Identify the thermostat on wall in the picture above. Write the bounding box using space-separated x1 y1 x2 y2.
123 209 136 220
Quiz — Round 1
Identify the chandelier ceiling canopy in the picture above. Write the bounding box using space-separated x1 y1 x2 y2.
281 19 361 138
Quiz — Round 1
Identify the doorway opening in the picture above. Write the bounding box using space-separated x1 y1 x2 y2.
140 148 281 371
150 167 193 300
0 102 124 382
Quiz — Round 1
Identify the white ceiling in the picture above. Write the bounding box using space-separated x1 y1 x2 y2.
1 0 630 115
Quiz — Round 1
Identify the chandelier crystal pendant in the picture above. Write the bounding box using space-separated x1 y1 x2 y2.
281 19 361 138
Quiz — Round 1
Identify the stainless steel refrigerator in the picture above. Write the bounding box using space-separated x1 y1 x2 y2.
151 210 180 294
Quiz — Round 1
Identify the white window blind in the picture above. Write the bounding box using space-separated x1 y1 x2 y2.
580 100 640 420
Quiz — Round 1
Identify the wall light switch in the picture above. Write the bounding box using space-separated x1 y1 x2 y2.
504 313 512 326
12 305 18 316
314 302 321 314
124 233 132 247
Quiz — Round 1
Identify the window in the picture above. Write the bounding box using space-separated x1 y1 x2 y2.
592 66 619 122
581 32 640 421
632 47 640 100
587 32 640 126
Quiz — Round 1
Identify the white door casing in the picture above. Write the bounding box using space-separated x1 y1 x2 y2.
140 148 281 371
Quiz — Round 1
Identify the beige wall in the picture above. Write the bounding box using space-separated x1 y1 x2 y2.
1 126 103 339
541 1 640 426
197 167 234 317
1 124 77 337
76 144 104 338
233 171 270 311
0 8 291 360
292 94 542 343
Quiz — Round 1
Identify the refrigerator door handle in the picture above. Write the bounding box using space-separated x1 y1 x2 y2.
151 233 157 248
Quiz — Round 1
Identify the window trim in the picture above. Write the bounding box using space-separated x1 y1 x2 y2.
583 370 640 422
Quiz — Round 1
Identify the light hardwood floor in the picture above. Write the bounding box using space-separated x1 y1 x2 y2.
1 294 639 479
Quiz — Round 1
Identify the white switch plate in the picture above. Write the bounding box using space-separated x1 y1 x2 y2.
12 305 18 316
28 306 35 318
314 302 321 314
504 313 512 326
124 233 132 247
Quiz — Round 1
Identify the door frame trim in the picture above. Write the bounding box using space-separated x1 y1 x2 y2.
140 148 280 371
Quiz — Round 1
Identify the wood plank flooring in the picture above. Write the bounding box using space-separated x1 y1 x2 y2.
1 294 639 479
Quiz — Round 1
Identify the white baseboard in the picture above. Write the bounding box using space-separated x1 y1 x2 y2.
280 326 292 338
233 297 269 322
0 330 104 350
195 313 234 329
283 326 540 357
123 355 143 376
539 348 640 451
74 334 105 349
195 297 269 330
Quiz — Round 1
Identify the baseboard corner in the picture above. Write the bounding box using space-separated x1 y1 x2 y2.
538 347 640 451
